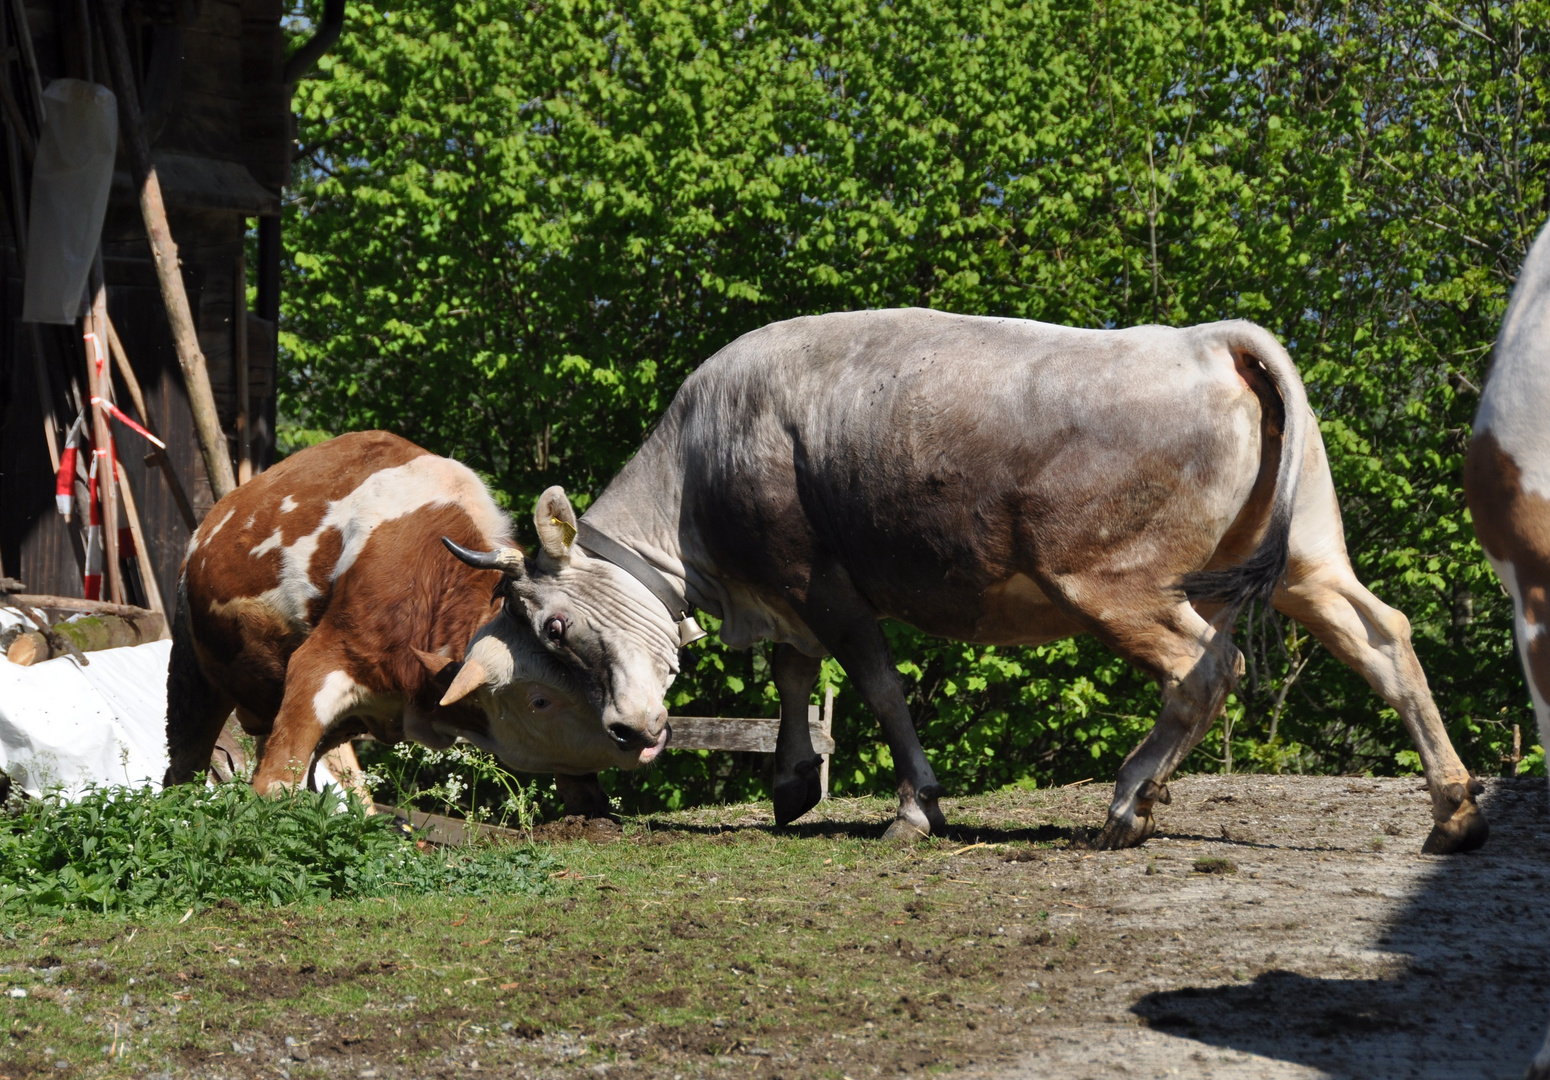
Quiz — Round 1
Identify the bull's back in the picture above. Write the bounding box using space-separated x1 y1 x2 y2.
181 432 508 708
674 310 1264 584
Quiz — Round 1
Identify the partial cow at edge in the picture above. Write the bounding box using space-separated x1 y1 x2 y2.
450 309 1487 853
1464 217 1550 1080
163 431 635 813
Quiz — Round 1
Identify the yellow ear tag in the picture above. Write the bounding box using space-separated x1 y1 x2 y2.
551 516 577 547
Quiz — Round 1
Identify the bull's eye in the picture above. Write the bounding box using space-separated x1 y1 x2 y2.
531 695 551 710
544 615 567 643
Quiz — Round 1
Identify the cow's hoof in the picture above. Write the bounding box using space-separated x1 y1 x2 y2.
1095 811 1156 850
773 758 823 827
1421 785 1489 854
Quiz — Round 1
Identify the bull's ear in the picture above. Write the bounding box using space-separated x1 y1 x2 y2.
534 486 578 561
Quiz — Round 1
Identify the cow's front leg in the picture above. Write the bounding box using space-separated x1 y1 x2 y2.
554 773 614 818
771 643 823 827
801 569 944 840
253 635 361 794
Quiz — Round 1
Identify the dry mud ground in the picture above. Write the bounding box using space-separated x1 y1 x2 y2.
944 775 1550 1079
3 775 1548 1080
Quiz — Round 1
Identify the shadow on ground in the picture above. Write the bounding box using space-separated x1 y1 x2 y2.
1131 780 1550 1079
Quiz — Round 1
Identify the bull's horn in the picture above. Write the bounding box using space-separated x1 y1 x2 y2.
440 658 489 706
442 536 526 576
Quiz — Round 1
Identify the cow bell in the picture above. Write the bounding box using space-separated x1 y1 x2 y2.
678 616 707 647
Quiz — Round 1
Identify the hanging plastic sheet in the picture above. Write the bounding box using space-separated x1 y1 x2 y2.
21 79 118 324
0 639 170 799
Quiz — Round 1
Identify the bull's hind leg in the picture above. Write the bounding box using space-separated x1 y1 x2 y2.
1273 560 1486 853
771 643 825 827
164 588 236 785
1090 598 1245 849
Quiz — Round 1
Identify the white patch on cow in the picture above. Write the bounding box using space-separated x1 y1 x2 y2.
244 514 256 530
188 507 237 554
1476 219 1550 498
312 669 366 726
250 528 284 558
280 495 298 513
242 456 511 631
1487 555 1550 755
205 507 236 542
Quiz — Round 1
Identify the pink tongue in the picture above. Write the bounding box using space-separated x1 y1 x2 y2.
637 726 670 764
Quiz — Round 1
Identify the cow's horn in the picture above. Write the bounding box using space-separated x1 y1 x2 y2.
442 537 526 576
440 658 489 707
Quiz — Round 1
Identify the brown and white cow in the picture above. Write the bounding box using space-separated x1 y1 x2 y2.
443 309 1488 851
163 431 648 810
1464 218 1550 1080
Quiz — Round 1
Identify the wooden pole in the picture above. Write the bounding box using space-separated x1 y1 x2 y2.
103 311 198 531
235 255 251 485
820 684 834 801
7 592 159 619
85 280 123 604
95 0 236 502
114 457 166 623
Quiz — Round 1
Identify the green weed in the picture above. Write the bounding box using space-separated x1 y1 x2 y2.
0 784 556 918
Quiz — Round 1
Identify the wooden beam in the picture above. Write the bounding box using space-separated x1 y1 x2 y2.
669 707 836 756
85 283 124 604
96 0 236 503
114 458 167 624
6 592 161 620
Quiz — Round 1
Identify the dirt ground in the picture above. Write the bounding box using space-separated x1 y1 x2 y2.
942 774 1550 1080
657 773 1550 1079
4 774 1548 1080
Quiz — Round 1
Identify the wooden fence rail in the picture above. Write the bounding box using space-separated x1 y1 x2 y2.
668 686 836 799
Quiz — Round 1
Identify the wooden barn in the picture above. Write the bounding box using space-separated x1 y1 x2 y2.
0 0 341 623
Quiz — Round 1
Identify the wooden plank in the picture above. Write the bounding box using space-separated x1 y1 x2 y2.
372 804 527 848
670 707 836 755
7 592 163 624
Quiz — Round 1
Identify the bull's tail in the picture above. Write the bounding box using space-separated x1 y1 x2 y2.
163 573 231 785
1182 321 1310 616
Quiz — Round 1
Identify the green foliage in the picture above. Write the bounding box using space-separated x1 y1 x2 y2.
358 740 561 829
283 0 1549 810
0 785 555 918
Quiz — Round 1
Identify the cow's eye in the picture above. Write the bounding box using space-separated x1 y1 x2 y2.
544 615 567 643
531 695 551 711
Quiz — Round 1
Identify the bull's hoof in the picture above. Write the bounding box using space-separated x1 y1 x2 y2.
1095 811 1157 850
1421 793 1489 855
773 757 823 827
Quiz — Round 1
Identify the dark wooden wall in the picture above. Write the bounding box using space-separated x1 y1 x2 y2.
0 0 289 607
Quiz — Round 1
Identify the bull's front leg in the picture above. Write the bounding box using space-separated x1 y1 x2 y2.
771 643 823 827
800 569 945 840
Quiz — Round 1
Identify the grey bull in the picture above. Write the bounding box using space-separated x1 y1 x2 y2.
447 308 1487 851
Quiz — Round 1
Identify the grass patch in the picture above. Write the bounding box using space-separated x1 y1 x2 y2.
0 785 555 917
1192 856 1238 875
0 792 1084 1078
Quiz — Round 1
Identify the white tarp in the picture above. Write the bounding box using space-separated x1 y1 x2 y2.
21 78 118 324
0 640 171 799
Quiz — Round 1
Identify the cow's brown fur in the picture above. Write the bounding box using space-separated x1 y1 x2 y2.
1467 432 1550 710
